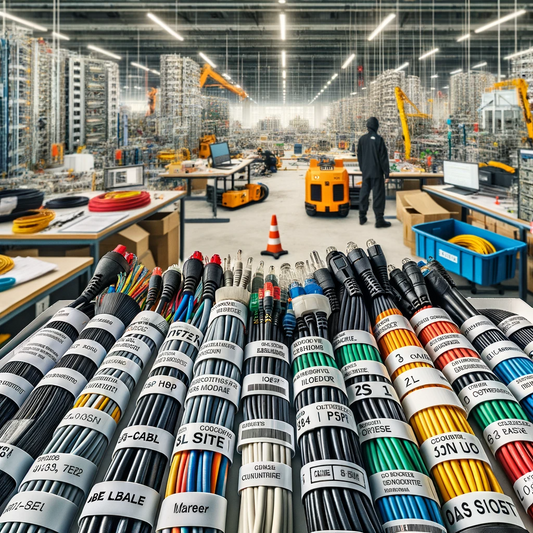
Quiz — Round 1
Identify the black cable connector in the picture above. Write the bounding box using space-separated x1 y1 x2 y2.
389 265 420 313
325 247 361 297
183 251 204 294
402 259 431 307
346 243 385 298
367 239 393 295
145 267 163 311
202 255 224 302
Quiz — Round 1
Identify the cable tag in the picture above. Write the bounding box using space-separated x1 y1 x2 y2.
347 381 399 406
373 314 414 342
420 432 491 470
81 374 131 414
0 443 35 487
174 422 235 463
513 471 533 512
115 425 174 459
460 315 500 342
384 346 433 376
332 330 378 351
124 311 168 345
186 374 241 408
156 492 227 532
241 373 290 401
194 340 244 372
66 339 107 366
300 459 371 501
442 492 523 533
440 357 494 385
237 419 295 454
57 407 116 443
480 340 527 370
293 366 346 399
21 453 97 495
402 387 466 421
291 336 334 363
166 321 204 350
34 367 88 398
49 306 90 333
107 337 153 368
150 350 194 381
86 314 126 339
209 300 248 326
424 333 476 361
508 375 533 402
410 307 456 335
0 373 33 407
137 375 187 404
340 359 388 382
369 470 439 503
81 481 160 527
393 367 449 400
458 379 518 416
238 461 292 492
498 314 532 337
382 519 446 533
296 402 356 442
357 418 417 446
98 356 143 384
483 419 533 454
244 340 290 364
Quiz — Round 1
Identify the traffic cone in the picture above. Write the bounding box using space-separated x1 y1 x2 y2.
261 215 288 259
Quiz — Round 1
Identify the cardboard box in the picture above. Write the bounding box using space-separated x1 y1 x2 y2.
496 220 518 240
138 209 179 236
4 248 39 258
433 197 461 220
99 224 149 258
138 210 180 269
528 257 533 292
470 210 486 223
39 246 91 257
192 178 208 191
402 179 421 191
485 217 497 233
139 249 156 271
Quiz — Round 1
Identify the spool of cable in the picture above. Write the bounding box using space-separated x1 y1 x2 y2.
0 189 45 222
448 234 496 254
0 255 14 275
44 196 89 209
12 210 55 233
88 191 151 212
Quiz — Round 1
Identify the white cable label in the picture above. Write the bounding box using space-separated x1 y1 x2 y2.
57 407 116 443
458 380 517 416
424 333 476 361
341 360 388 381
50 307 90 333
98 356 142 385
195 340 244 372
151 349 194 381
293 366 346 399
241 373 290 401
508 375 533 402
384 346 433 376
300 459 371 500
0 195 17 215
137 375 187 405
81 375 131 414
460 315 500 342
238 419 295 453
125 310 168 343
186 374 241 408
174 423 235 462
382 518 446 533
394 368 449 400
483 419 533 454
333 330 378 351
296 402 356 441
441 357 493 385
481 340 527 370
86 314 125 339
524 340 533 358
513 471 533 512
238 461 292 492
0 443 35 486
22 453 97 495
66 339 107 366
357 418 417 446
156 492 227 531
410 308 455 335
1 491 78 531
291 336 334 363
347 381 400 406
123 323 166 349
498 314 532 337
244 340 290 364
402 387 466 421
166 322 204 350
209 300 247 326
370 470 439 503
0 373 33 407
81 481 160 527
34 367 88 398
373 314 414 341
115 425 174 459
420 432 491 470
108 337 153 368
442 492 523 533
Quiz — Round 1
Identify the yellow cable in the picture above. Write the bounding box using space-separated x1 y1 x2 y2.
0 255 14 275
448 234 496 254
12 209 55 234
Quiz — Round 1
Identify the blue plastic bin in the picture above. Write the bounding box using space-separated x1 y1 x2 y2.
412 219 526 286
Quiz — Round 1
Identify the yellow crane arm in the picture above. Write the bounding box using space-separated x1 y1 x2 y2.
199 64 248 99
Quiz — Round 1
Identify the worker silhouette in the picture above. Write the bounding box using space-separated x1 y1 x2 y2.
357 117 391 228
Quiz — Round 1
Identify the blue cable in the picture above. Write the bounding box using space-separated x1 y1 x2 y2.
173 293 190 322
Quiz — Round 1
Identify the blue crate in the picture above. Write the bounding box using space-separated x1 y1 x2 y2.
412 218 526 286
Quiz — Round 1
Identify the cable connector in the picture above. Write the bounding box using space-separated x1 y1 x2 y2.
402 259 431 307
183 251 204 294
325 248 361 297
158 265 181 312
367 240 393 295
145 267 163 310
388 265 419 314
202 256 224 302
292 293 331 318
346 242 385 297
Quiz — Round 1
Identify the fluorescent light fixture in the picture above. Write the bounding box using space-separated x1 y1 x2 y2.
475 9 526 33
505 47 533 60
282 70 286 79
281 50 286 68
419 48 439 60
283 80 286 87
132 61 150 71
500 74 507 78
370 81 376 84
87 45 121 60
236 84 241 88
395 62 409 72
151 69 161 75
199 52 216 68
450 68 462 74
327 81 331 85
457 34 471 42
350 92 357 95
0 11 47 31
431 87 436 90
472 62 487 69
134 86 141 89
222 73 231 80
52 32 69 41
342 53 355 69
362 87 367 90
147 13 184 41
331 73 338 80
431 74 439 78
123 86 129 89
279 0 286 3
443 85 449 88
368 13 396 41
280 13 286 41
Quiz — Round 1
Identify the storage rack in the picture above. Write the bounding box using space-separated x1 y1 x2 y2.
450 71 495 125
518 148 533 221
0 38 8 176
201 95 230 137
512 51 533 99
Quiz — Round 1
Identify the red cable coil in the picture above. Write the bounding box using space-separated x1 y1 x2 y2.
88 191 151 212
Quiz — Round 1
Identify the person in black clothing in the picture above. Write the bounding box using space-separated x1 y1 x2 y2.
258 148 278 174
357 117 391 228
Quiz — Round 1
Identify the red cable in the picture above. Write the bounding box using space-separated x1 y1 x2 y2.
88 191 151 212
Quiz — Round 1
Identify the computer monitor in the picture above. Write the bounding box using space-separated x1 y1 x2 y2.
210 142 232 168
104 164 145 191
443 160 479 195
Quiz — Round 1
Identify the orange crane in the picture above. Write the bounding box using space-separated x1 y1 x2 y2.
199 64 248 99
147 87 157 116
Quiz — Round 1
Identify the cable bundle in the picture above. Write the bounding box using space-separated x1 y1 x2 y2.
288 263 383 533
348 243 527 533
0 255 14 275
237 264 294 533
12 209 55 233
0 265 165 533
157 251 251 533
313 248 446 533
44 196 89 209
0 189 44 223
448 235 496 254
88 191 151 212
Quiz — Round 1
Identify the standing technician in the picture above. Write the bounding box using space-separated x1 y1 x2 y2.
357 117 391 228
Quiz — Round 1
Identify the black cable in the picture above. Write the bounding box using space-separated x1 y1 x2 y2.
44 196 89 209
0 189 44 222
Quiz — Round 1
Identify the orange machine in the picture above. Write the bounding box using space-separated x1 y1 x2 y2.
199 134 217 159
305 159 350 217
199 64 248 99
221 183 269 208
147 88 157 116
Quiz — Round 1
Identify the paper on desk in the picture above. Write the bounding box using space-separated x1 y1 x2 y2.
58 213 127 233
0 257 57 285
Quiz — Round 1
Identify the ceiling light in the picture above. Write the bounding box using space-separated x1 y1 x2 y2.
443 85 449 88
331 73 338 80
282 70 286 79
87 45 121 60
431 74 439 78
419 48 439 60
279 0 286 3
457 34 471 42
500 74 507 78
472 62 487 69
350 92 357 95
147 13 184 41
281 50 286 68
395 61 409 71
450 68 462 74
132 61 150 71
236 84 241 88
505 47 533 60
280 13 286 41
283 80 286 87
362 87 367 90
0 11 47 31
475 9 526 33
222 73 231 80
199 52 217 68
52 32 69 41
134 86 141 89
431 87 436 90
151 69 161 75
123 86 129 89
327 81 331 85
342 53 356 69
368 13 396 41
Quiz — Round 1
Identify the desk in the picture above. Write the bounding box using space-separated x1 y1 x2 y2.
423 184 528 299
0 191 183 274
0 257 93 327
162 159 256 260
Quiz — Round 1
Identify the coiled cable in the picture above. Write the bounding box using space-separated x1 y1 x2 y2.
88 191 151 212
0 255 14 275
448 235 496 254
0 189 44 223
44 196 89 209
12 209 55 233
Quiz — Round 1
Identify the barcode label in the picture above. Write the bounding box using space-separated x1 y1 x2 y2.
237 419 295 453
241 374 290 401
